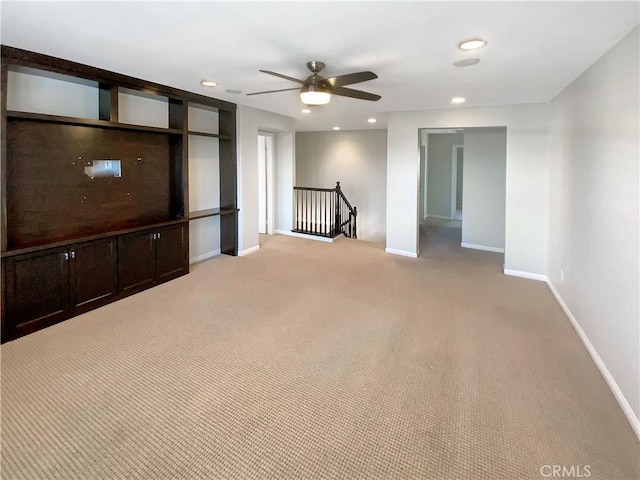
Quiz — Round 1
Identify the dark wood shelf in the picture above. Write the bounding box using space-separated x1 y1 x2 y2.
1 218 189 258
188 130 231 140
189 207 238 220
7 111 184 135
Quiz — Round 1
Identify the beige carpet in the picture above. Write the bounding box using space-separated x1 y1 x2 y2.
1 221 638 480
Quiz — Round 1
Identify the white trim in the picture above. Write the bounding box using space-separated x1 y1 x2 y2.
275 230 342 243
503 269 548 281
258 132 275 235
238 245 260 256
451 144 463 220
546 280 640 441
427 214 453 220
189 249 221 264
385 247 418 258
462 242 505 253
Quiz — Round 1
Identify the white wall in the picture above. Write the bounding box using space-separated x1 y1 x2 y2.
275 131 295 234
462 128 506 250
386 103 548 271
426 133 463 218
237 105 295 255
295 129 387 242
548 27 639 432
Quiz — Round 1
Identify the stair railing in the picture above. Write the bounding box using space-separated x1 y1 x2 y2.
293 181 357 239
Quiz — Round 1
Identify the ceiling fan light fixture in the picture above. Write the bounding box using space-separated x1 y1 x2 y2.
300 90 331 105
300 83 331 105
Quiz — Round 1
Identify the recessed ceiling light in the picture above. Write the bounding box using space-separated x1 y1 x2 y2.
201 80 217 87
367 118 377 124
225 88 242 94
458 38 487 50
333 126 340 131
302 109 311 114
451 97 466 104
453 58 481 67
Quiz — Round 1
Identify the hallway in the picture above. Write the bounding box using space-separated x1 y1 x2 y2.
419 217 503 271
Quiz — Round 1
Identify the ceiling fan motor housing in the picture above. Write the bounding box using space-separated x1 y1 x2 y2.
306 61 326 74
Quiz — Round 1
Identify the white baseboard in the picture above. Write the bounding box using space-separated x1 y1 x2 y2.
504 269 548 282
427 214 454 220
385 247 418 258
546 280 640 441
238 245 260 257
189 249 221 264
275 230 341 243
462 242 505 253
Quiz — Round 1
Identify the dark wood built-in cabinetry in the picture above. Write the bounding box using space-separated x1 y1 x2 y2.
1 46 238 343
118 223 188 296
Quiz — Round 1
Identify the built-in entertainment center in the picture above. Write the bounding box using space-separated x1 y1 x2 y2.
1 46 238 342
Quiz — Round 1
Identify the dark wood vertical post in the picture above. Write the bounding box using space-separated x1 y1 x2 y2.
168 99 187 220
219 108 237 256
98 84 118 122
1 58 8 252
353 206 357 239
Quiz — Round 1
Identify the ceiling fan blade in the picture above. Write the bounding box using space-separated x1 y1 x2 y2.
324 71 378 88
332 86 381 101
259 70 306 84
246 87 300 96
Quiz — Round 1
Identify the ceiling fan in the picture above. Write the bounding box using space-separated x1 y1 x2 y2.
247 61 381 105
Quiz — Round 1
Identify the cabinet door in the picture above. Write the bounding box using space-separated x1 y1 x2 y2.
118 230 155 295
70 238 118 314
156 224 189 284
4 247 70 340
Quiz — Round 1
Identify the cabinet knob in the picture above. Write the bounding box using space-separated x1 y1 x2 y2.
63 252 69 260
70 251 76 259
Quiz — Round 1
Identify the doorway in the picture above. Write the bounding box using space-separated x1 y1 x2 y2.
417 127 506 256
258 132 274 235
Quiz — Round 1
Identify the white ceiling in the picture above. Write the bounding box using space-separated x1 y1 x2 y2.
1 1 638 131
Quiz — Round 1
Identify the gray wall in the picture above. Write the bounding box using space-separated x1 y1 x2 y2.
456 150 463 209
548 27 639 424
426 133 463 218
296 130 387 242
461 128 507 250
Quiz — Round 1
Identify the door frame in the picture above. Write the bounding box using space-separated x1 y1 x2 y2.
451 144 463 220
258 131 275 235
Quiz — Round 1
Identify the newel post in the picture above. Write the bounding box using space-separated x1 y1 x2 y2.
353 206 357 239
334 182 341 236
